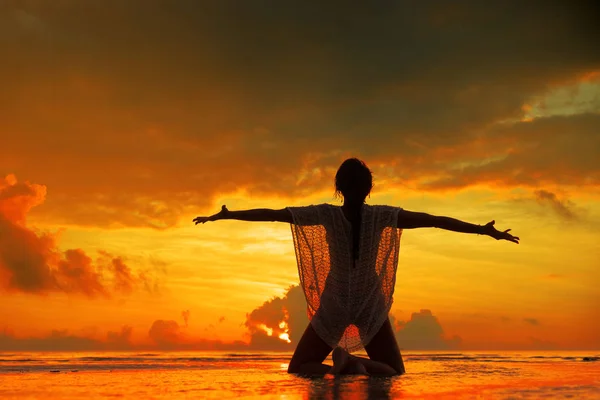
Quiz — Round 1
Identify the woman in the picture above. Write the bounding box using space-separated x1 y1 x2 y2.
193 158 519 376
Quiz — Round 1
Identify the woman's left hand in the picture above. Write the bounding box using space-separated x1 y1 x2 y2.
482 220 519 244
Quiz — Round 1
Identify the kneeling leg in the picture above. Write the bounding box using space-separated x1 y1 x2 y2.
350 318 405 376
287 323 333 375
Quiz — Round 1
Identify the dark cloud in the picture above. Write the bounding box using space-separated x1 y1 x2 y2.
148 320 181 349
0 326 133 351
105 256 135 295
0 321 248 351
55 249 108 297
523 318 540 326
244 285 462 351
1 1 598 227
203 316 227 333
0 329 100 351
181 310 190 327
244 285 307 350
0 175 160 297
419 114 600 191
534 190 578 220
145 318 249 350
106 326 133 350
393 309 462 350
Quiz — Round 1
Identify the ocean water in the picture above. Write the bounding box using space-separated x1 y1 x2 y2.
0 351 598 399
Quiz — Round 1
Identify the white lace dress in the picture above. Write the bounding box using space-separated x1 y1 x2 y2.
287 204 402 352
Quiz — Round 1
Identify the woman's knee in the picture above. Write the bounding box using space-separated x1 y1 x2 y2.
287 322 332 373
287 358 301 373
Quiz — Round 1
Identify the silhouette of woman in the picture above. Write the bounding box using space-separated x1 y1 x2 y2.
193 158 519 376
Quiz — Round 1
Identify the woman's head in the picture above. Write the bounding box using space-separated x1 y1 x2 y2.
335 158 373 203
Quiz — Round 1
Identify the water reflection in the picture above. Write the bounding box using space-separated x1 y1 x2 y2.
303 375 398 400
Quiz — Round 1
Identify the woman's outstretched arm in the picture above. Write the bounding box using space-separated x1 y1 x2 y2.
397 209 519 244
193 205 292 224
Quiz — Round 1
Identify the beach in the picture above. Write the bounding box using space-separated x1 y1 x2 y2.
1 351 598 399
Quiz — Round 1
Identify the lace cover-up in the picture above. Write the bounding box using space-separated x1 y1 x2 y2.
287 204 402 352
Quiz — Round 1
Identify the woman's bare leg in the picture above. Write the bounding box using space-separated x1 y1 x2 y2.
370 318 405 374
361 317 405 375
334 346 396 376
287 323 333 375
330 347 368 375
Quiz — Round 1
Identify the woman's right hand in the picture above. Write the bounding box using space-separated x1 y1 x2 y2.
193 205 230 225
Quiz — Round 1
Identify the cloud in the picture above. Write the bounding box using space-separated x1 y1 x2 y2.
146 318 250 350
106 326 133 350
393 309 462 350
534 190 578 220
419 113 600 191
54 249 108 297
0 326 128 351
0 321 248 351
181 310 190 327
523 318 540 326
0 175 158 297
0 7 46 39
102 254 136 295
203 316 227 333
244 285 308 350
0 329 101 351
243 285 462 351
0 2 598 228
148 320 181 349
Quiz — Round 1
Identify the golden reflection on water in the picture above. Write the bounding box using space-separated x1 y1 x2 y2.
306 376 395 400
1 352 599 399
3 363 599 400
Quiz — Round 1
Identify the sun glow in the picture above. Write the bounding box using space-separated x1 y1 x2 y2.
258 324 273 336
278 332 291 343
278 320 291 343
256 320 291 343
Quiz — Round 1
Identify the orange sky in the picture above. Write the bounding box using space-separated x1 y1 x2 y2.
1 1 599 351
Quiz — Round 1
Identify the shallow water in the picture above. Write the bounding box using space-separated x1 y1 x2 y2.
1 351 598 399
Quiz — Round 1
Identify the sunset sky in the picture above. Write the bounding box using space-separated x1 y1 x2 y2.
1 1 599 352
